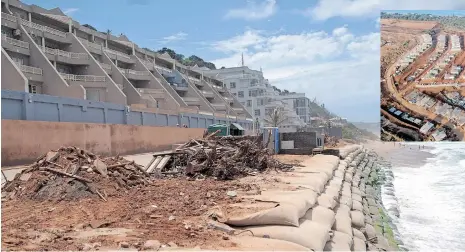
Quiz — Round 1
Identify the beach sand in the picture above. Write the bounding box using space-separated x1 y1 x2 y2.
363 140 434 168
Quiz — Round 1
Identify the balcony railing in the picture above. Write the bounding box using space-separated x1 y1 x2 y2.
43 47 89 59
104 48 131 60
100 63 111 70
155 65 172 73
78 38 104 50
60 73 106 82
142 60 153 68
20 19 67 38
1 34 29 49
188 76 201 82
15 63 43 75
201 90 214 96
2 13 17 23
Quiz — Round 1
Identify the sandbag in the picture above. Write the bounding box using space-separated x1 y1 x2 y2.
352 236 367 251
352 187 362 196
334 170 345 179
352 200 363 212
341 187 351 198
279 173 329 194
367 198 377 206
369 206 379 215
324 230 353 251
324 185 341 198
353 228 366 241
229 236 311 251
332 207 353 237
227 190 318 227
352 193 363 203
351 210 365 229
365 215 373 225
364 224 376 240
302 205 336 229
339 196 353 209
245 219 331 251
317 193 338 209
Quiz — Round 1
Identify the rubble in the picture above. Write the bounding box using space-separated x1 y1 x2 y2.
152 135 294 180
2 146 150 201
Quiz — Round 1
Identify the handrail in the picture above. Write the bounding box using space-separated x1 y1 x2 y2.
1 34 29 49
104 48 131 60
43 47 89 59
60 73 106 82
119 68 149 76
78 38 104 50
16 63 43 75
20 19 67 38
100 63 111 70
1 13 17 22
155 65 172 73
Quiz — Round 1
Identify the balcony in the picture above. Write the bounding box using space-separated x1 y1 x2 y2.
15 63 43 82
1 34 30 55
187 76 201 84
78 38 104 54
201 90 214 98
142 60 154 69
155 65 172 74
60 73 107 87
232 108 244 113
172 83 189 91
211 103 227 111
212 84 226 92
42 47 89 65
104 48 134 63
19 18 68 42
119 68 151 80
183 97 201 106
1 13 17 23
100 63 112 73
138 88 166 99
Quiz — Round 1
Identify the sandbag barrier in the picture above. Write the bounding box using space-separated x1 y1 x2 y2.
217 145 399 251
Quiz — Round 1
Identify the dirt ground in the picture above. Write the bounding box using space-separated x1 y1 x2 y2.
381 19 439 30
1 154 311 251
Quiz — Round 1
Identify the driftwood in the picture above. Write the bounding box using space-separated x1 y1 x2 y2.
43 167 92 183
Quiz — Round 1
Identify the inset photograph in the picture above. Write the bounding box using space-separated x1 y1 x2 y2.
380 10 465 141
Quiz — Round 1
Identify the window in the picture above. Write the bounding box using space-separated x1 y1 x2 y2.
238 91 244 98
259 99 264 106
230 82 236 88
28 84 37 94
249 90 257 97
247 100 252 107
232 93 237 96
250 79 258 86
255 109 261 116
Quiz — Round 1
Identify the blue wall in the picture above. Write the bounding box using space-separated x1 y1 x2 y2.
1 90 253 129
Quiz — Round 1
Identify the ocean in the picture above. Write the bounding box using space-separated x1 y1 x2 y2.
381 143 465 251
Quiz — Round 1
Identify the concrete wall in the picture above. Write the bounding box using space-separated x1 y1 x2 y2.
279 132 318 154
1 48 27 91
1 119 204 166
1 90 253 129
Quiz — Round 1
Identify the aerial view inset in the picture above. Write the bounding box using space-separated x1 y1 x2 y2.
380 11 465 142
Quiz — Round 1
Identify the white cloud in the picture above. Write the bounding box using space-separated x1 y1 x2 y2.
224 0 277 21
307 0 465 21
156 32 188 44
63 8 79 15
209 26 381 121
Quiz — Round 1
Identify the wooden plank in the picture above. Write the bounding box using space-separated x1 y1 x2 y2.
146 156 163 174
151 150 184 157
156 155 171 170
144 156 157 171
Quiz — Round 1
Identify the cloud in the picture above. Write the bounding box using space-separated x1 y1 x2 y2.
306 0 465 20
153 32 188 44
224 0 277 21
63 8 79 15
208 26 381 122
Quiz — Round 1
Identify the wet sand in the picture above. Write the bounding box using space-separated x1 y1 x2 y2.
363 141 434 168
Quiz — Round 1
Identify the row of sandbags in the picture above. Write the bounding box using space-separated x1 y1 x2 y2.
338 145 363 160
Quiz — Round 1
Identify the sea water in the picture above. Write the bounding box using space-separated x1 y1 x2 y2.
381 142 465 250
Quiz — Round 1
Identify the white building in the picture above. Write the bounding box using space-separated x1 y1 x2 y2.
199 66 307 129
450 35 462 52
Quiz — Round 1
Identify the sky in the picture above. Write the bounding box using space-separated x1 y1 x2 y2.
23 0 465 122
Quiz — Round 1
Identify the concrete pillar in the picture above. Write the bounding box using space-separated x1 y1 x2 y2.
68 19 72 33
105 39 108 48
91 34 95 42
132 43 135 55
53 61 56 67
41 37 45 50
28 12 31 21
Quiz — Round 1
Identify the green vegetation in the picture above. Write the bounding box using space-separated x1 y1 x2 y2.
157 47 217 70
381 12 465 30
342 123 379 141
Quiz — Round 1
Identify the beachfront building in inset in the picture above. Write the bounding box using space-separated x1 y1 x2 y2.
450 35 462 52
1 0 252 120
437 34 447 52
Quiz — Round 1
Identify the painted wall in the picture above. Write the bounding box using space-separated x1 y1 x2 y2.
1 120 204 166
1 90 253 129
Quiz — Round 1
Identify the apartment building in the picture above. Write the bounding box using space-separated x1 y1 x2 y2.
437 34 447 52
199 66 306 129
1 0 251 120
450 34 462 52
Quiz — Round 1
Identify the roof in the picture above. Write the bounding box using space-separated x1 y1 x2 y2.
230 123 244 131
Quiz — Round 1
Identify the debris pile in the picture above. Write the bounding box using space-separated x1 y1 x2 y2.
157 135 294 180
3 146 150 201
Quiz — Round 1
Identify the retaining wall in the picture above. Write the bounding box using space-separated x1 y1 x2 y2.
1 120 204 166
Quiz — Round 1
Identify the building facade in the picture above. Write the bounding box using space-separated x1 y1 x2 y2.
1 0 252 123
199 66 307 130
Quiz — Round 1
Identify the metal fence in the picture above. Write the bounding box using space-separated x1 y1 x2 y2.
1 90 253 129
